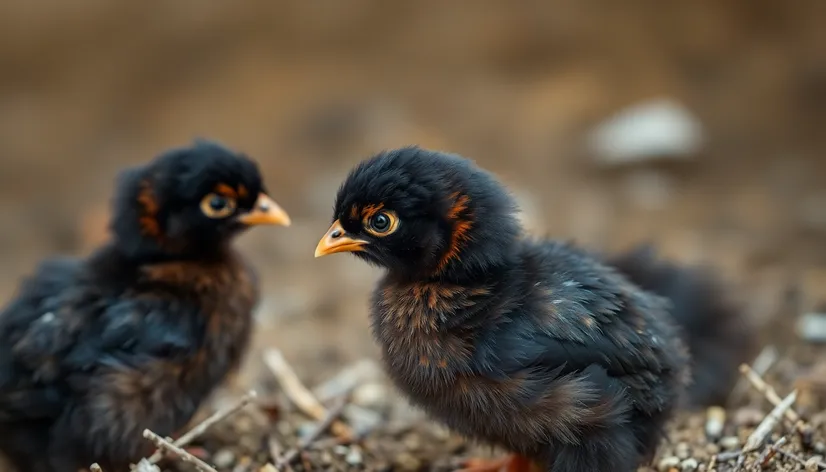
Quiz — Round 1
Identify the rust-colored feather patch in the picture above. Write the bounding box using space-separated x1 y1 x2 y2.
237 185 249 199
435 192 473 274
214 183 238 199
137 180 162 238
362 203 385 219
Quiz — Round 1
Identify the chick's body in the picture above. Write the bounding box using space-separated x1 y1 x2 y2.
373 240 689 471
0 140 290 472
316 147 751 472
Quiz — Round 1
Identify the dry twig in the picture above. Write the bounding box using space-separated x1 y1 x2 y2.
739 364 814 444
743 390 797 452
275 396 348 470
143 429 218 472
264 349 352 439
729 346 778 405
773 447 826 470
754 436 787 470
147 390 257 464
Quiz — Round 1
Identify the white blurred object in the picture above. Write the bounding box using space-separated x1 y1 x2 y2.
796 312 826 342
589 98 704 164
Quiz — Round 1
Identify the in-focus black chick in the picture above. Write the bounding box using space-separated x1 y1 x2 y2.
314 146 752 472
0 140 290 472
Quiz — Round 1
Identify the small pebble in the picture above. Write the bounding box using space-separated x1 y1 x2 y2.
212 449 236 469
719 436 740 450
680 458 698 472
320 452 333 465
402 433 423 451
233 456 252 472
658 456 680 472
296 421 317 439
352 382 390 409
396 452 421 470
806 456 821 471
705 443 720 456
345 447 363 465
333 445 349 455
675 442 691 459
732 407 765 427
704 406 726 439
276 421 292 436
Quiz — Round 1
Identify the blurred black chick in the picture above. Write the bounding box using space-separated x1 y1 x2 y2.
0 140 290 472
314 146 754 472
606 245 755 408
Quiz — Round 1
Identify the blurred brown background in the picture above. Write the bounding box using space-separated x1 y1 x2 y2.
1 0 825 420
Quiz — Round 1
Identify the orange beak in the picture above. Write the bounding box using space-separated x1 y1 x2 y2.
237 193 291 227
314 219 368 257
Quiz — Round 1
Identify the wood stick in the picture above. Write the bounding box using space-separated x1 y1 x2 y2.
264 349 352 439
755 436 787 470
143 429 218 472
739 364 800 423
275 396 348 470
147 390 257 464
773 447 826 470
729 346 777 405
739 364 814 444
743 390 797 452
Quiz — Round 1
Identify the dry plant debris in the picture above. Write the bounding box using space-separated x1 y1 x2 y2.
85 347 825 472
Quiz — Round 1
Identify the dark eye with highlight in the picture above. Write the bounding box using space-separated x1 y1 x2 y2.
200 193 237 218
365 210 399 236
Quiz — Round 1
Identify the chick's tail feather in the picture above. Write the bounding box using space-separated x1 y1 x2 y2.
607 244 756 408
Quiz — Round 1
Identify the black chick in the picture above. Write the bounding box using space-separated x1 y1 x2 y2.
606 245 755 408
0 140 290 472
314 146 752 472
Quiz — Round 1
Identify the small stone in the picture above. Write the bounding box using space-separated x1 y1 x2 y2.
732 407 764 427
345 447 363 465
212 449 236 469
296 421 317 439
806 456 822 471
396 452 421 470
343 404 383 435
658 456 680 472
675 442 691 460
259 464 277 472
320 452 333 465
680 458 699 472
352 382 390 409
796 312 826 343
133 459 161 472
705 443 720 455
588 98 704 165
720 436 740 450
705 406 726 439
276 421 292 436
333 445 349 456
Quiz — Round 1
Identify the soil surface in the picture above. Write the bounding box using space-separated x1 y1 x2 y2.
0 2 825 471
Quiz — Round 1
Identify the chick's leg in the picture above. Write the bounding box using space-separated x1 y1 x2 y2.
457 454 540 472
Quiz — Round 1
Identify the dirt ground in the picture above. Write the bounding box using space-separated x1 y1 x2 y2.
0 1 825 471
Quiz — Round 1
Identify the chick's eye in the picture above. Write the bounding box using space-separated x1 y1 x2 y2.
200 193 237 218
365 210 399 236
372 214 389 231
210 196 228 210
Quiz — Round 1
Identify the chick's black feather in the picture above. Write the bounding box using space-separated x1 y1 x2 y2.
324 146 753 472
0 140 279 472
